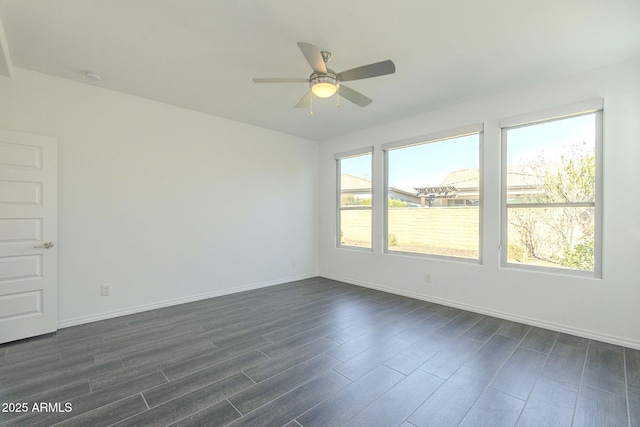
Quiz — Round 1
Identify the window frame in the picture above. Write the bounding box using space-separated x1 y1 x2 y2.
499 99 603 277
382 123 484 262
335 147 374 251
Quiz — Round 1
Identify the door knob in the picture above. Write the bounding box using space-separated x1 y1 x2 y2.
34 242 54 249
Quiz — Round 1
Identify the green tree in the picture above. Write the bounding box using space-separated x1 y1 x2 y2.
508 142 595 270
341 194 357 205
388 198 409 207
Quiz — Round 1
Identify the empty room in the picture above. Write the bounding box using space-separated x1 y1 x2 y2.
1 1 640 426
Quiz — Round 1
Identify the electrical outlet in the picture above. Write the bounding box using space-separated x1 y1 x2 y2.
424 273 431 283
101 283 111 296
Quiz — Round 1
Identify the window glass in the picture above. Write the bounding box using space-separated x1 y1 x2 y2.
386 133 480 259
504 113 598 272
338 153 372 249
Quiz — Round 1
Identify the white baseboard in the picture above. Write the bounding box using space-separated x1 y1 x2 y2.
57 273 318 329
321 273 640 351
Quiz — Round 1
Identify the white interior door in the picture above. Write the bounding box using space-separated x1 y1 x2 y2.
0 129 57 344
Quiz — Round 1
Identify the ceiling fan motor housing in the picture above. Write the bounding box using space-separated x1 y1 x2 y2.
309 71 339 98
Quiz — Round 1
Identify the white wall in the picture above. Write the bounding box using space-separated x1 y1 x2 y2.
0 68 319 326
319 57 640 349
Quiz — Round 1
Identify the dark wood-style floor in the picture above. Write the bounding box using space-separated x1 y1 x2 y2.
1 277 638 426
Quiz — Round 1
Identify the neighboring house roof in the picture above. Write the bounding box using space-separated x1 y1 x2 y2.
440 168 480 190
340 174 372 192
341 174 419 203
343 166 544 201
439 166 542 190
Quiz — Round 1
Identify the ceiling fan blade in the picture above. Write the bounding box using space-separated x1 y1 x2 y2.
297 42 327 74
295 91 312 108
339 85 373 107
252 77 309 83
337 60 395 82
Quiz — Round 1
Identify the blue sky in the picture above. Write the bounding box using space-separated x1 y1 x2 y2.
507 113 595 165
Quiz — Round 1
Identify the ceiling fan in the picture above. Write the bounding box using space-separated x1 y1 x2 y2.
253 42 395 109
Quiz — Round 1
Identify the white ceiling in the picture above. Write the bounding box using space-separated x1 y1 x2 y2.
1 0 639 141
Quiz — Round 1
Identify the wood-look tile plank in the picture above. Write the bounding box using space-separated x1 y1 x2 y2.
419 335 484 379
327 305 387 329
161 336 271 381
463 316 505 341
346 369 444 427
385 305 439 332
144 350 267 408
324 326 399 362
261 315 334 343
0 377 89 406
0 353 97 388
496 321 531 340
626 347 640 389
326 322 393 345
432 305 464 319
90 325 206 362
209 318 293 347
4 370 167 427
515 380 576 427
112 372 254 426
433 311 484 338
258 323 341 358
556 332 589 349
225 371 351 427
45 318 128 344
333 335 413 381
464 334 520 376
459 387 524 427
0 349 62 369
166 399 242 427
228 354 340 415
582 340 626 395
519 327 558 354
408 365 493 427
394 314 452 343
243 338 338 383
542 342 587 392
56 394 148 427
296 365 404 427
118 336 216 369
384 333 454 375
0 277 636 427
490 347 546 400
573 384 628 427
629 387 640 427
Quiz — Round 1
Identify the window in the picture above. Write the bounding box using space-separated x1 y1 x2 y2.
383 124 482 260
335 148 373 249
501 100 603 275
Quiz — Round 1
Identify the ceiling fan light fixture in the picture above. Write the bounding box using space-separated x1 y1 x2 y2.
310 75 339 98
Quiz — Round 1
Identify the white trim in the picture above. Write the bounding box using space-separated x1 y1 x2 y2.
320 273 640 351
381 123 483 151
57 273 317 329
334 146 373 160
499 98 603 129
594 109 604 278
